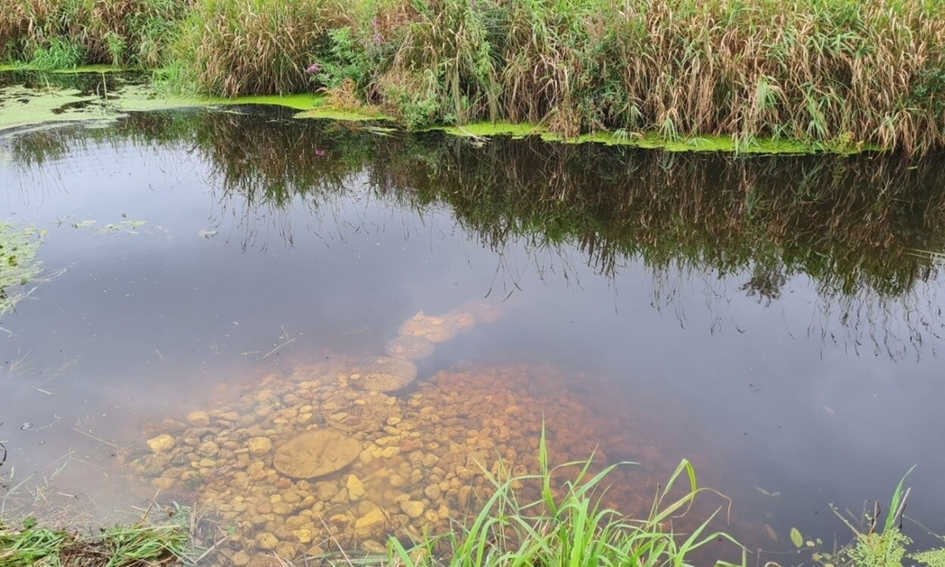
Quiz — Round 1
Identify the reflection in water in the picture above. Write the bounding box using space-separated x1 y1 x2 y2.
5 109 945 359
3 102 945 563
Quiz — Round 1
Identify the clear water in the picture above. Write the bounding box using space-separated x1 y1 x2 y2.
2 82 945 564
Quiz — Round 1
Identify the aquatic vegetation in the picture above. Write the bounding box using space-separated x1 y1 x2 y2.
390 437 744 567
767 468 945 567
0 221 44 324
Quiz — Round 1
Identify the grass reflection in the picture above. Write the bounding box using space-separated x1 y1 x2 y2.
5 109 945 356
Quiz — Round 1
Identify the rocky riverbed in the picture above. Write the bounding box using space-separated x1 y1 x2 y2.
128 303 702 566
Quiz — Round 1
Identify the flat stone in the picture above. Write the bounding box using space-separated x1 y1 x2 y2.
397 312 457 343
273 430 362 479
357 357 418 392
383 335 436 361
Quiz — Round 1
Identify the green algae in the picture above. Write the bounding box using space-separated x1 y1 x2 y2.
0 72 328 132
435 121 875 155
437 122 541 138
0 81 199 132
294 97 392 122
205 92 321 111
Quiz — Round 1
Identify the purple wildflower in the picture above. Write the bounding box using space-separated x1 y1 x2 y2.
305 63 321 74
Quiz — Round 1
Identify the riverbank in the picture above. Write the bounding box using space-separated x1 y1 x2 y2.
2 0 945 155
4 463 944 567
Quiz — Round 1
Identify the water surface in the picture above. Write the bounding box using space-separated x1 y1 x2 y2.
2 84 945 564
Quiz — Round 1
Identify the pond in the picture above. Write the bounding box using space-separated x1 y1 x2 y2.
2 74 945 565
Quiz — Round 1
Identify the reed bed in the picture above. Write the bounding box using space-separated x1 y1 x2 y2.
0 0 183 68
3 0 945 153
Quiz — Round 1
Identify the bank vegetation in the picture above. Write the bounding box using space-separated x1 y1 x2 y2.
2 0 945 154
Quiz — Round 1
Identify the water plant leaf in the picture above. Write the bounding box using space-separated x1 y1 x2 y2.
790 527 803 548
764 524 778 541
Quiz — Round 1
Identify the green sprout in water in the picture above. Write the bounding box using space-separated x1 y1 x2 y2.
0 220 45 324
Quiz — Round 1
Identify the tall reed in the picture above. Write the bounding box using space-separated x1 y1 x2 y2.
0 0 183 67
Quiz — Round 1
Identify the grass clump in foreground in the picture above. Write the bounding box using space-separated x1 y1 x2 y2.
387 431 744 567
0 516 187 567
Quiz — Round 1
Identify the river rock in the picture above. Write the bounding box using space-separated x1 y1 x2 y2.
198 440 219 457
384 335 436 361
186 410 210 427
248 437 273 456
146 434 175 454
273 430 362 479
354 506 386 535
424 484 441 500
357 357 418 392
346 474 366 501
400 500 425 518
256 532 279 550
150 477 176 490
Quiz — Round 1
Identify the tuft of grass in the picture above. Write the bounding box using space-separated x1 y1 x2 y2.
0 516 187 567
388 428 744 566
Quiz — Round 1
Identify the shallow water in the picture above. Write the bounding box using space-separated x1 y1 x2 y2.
2 79 945 565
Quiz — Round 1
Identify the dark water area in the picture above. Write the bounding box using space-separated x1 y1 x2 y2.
2 99 945 564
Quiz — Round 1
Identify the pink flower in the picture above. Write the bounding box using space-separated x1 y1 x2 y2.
306 63 321 74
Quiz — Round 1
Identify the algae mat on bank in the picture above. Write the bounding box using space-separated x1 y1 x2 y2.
0 71 328 132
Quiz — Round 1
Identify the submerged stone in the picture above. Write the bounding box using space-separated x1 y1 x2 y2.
146 434 175 453
384 335 436 361
398 313 457 343
273 430 362 479
357 356 418 392
247 437 273 456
